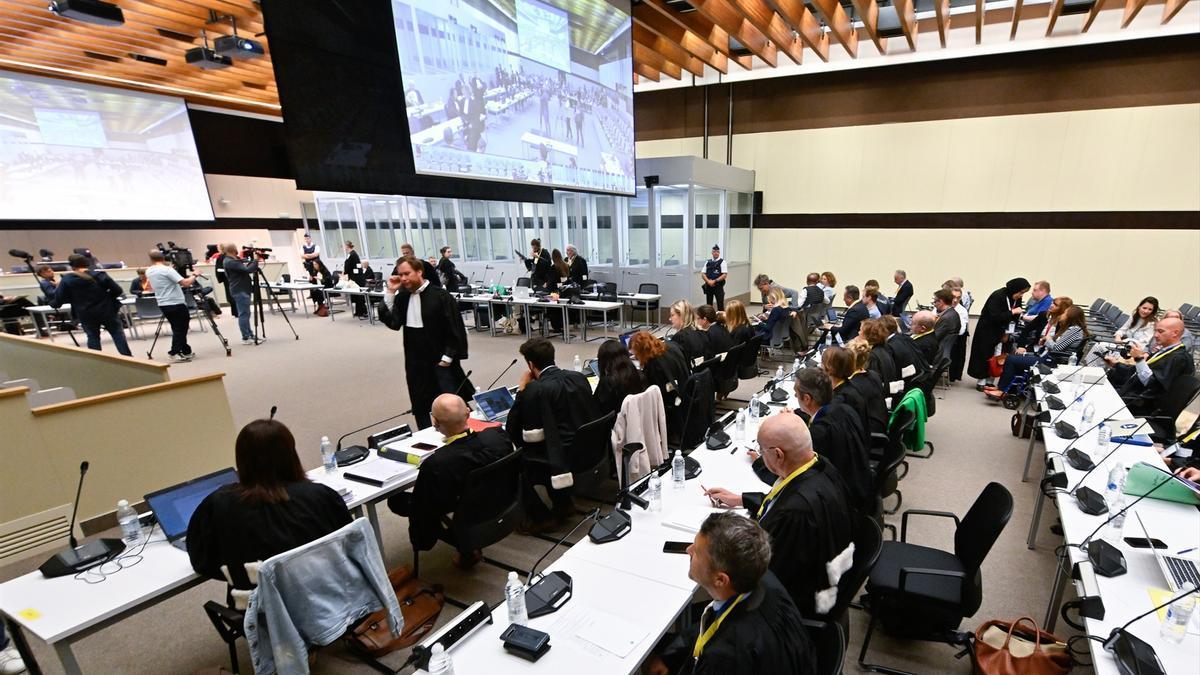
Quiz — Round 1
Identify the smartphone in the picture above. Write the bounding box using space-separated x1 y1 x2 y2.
663 541 690 555
411 442 438 451
1124 537 1167 550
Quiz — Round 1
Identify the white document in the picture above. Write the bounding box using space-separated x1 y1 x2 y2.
662 505 740 534
552 605 648 658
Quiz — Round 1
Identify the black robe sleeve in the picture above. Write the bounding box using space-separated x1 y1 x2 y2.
185 492 226 582
434 288 469 361
377 292 407 331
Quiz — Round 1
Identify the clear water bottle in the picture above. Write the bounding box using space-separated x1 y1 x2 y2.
1081 401 1096 425
748 394 760 421
116 499 141 545
426 642 455 674
1105 463 1127 541
573 355 582 372
792 358 801 376
775 365 784 381
735 410 746 441
1096 423 1111 454
320 435 336 474
1072 370 1084 392
647 471 662 512
1160 583 1197 643
1068 353 1078 366
505 571 528 626
671 451 686 488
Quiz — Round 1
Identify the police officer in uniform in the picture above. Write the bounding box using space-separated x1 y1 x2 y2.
700 245 728 310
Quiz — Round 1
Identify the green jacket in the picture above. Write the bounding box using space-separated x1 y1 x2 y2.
890 388 927 452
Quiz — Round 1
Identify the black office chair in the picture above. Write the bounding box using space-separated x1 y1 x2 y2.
713 348 740 399
670 370 714 453
802 618 846 675
516 276 531 288
821 513 883 640
726 335 765 404
1146 375 1200 441
568 411 618 498
871 409 914 539
413 449 526 598
633 282 659 327
857 482 1014 675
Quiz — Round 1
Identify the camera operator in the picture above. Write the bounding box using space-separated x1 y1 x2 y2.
221 243 261 345
146 249 198 362
212 246 236 318
51 254 132 356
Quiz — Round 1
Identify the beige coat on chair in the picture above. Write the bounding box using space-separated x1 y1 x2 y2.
611 386 668 483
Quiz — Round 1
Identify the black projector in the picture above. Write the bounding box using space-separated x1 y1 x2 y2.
185 47 233 69
48 0 124 26
214 35 265 59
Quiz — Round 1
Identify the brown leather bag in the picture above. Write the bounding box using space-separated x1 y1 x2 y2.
974 617 1072 675
347 566 444 657
314 304 329 317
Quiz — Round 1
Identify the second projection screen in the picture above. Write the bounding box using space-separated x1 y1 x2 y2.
393 0 635 194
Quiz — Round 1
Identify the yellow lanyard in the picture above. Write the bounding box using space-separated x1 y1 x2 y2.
913 329 933 339
757 455 818 518
693 593 749 660
441 431 470 445
1147 344 1182 365
1181 427 1199 444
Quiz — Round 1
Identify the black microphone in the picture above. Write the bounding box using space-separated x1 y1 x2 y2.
486 359 519 390
451 369 474 399
335 409 414 465
523 508 601 619
1069 419 1152 497
1079 460 1179 548
39 460 126 578
1052 413 1130 469
1050 375 1109 430
269 405 277 420
1103 584 1199 655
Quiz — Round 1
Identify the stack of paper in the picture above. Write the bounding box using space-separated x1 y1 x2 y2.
343 459 416 488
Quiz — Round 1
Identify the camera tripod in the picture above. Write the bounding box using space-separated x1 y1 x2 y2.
147 275 231 359
248 265 299 343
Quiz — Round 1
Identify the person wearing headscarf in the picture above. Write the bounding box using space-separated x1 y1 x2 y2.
967 278 1030 390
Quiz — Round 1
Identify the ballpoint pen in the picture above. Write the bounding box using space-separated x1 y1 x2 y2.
1178 547 1198 556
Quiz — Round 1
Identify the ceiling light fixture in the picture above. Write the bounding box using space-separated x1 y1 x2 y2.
48 0 124 26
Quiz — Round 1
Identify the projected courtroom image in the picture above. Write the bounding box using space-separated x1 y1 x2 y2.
392 0 635 194
0 70 214 221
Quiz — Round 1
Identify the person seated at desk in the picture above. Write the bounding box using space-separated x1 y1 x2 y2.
696 304 733 356
129 268 153 295
1118 317 1194 416
507 337 596 531
387 394 513 569
35 264 57 301
593 338 648 419
753 274 799 313
881 314 931 392
753 288 795 346
824 285 868 344
187 419 352 589
910 310 939 364
722 300 755 346
829 343 889 437
51 254 132 356
859 320 902 397
1087 296 1158 365
890 269 914 320
631 330 691 443
647 513 815 675
669 299 708 364
792 367 872 514
565 244 588 286
1013 280 1053 349
1164 309 1197 352
703 413 854 619
931 289 962 361
0 293 34 335
863 281 884 319
984 305 1088 398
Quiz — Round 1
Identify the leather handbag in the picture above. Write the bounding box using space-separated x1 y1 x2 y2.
314 304 329 317
974 617 1072 675
347 565 445 657
988 353 1007 378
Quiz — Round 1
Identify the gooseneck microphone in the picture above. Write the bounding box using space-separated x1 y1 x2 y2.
334 408 414 466
486 359 520 391
451 369 475 398
1076 464 1178 578
39 460 126 578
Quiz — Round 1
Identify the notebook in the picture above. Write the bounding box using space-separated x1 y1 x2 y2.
342 459 417 488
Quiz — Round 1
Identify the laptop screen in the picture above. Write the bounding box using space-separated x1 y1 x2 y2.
473 387 515 421
619 330 637 349
145 468 238 540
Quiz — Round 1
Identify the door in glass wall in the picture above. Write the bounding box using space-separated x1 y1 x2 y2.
625 188 650 267
693 188 723 267
361 198 399 263
406 198 434 258
488 202 512 261
594 195 615 266
318 198 360 262
727 191 753 263
656 187 687 268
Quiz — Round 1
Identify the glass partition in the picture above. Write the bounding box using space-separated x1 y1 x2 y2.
693 188 723 267
594 195 615 266
727 191 753 263
657 186 687 268
625 187 650 267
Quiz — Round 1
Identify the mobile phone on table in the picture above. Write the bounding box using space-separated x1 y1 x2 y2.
411 442 438 451
663 541 690 554
1123 537 1167 550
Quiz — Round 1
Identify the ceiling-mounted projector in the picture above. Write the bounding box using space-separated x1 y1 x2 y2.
213 35 265 58
185 47 233 69
48 0 125 26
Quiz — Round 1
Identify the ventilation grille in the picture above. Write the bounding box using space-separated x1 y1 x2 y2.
0 505 74 565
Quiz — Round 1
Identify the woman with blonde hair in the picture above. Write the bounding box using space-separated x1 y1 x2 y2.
839 339 890 435
754 287 794 343
858 319 900 391
668 299 707 362
723 299 755 345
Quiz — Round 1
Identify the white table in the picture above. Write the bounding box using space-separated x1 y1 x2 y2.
1027 367 1200 675
321 288 385 324
26 298 139 342
266 281 319 317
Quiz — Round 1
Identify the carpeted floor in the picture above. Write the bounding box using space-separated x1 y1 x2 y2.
2 308 1084 674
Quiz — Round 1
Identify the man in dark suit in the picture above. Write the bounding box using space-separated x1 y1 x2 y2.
910 310 940 364
825 285 869 344
565 244 589 286
507 337 596 529
931 289 961 363
890 269 913 321
792 368 872 514
387 394 513 568
647 513 815 675
343 241 368 318
398 243 441 288
378 255 472 429
703 412 854 618
520 238 553 291
1120 317 1194 415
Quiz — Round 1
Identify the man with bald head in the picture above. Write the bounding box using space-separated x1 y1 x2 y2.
910 310 939 364
1120 317 1195 416
703 412 854 618
387 393 513 567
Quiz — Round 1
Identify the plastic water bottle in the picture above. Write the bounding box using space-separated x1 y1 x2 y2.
505 571 528 626
426 642 455 674
1081 401 1096 425
573 354 582 372
320 435 336 474
1068 353 1078 367
1104 463 1127 541
1096 423 1111 454
792 358 801 376
775 365 784 381
1073 396 1085 425
647 471 662 512
671 451 686 488
116 499 141 545
1160 583 1197 643
735 410 746 441
1072 370 1084 392
748 394 760 421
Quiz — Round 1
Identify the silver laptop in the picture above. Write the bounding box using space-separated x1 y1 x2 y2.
472 386 515 422
1135 512 1200 591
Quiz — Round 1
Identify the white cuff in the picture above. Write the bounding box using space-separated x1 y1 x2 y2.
383 288 396 310
440 355 452 364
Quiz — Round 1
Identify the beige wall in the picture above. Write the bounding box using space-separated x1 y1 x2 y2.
204 174 312 219
636 104 1200 214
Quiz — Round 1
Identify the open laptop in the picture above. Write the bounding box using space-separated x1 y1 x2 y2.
144 468 239 552
1134 512 1200 591
472 386 516 422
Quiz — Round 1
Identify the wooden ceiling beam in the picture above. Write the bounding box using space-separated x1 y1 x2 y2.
1163 0 1190 22
633 3 730 73
725 0 804 65
808 0 858 57
976 0 985 43
932 0 951 47
634 61 661 82
892 0 919 51
1045 0 1065 35
638 0 751 70
632 40 684 79
1011 0 1025 39
1122 0 1151 24
632 23 705 77
764 0 828 61
849 0 889 53
688 0 779 67
1082 0 1108 30
1 0 265 39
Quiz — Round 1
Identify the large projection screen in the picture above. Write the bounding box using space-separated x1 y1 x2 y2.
393 0 635 195
0 70 214 221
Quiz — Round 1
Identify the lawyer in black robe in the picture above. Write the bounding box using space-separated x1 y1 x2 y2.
809 402 873 513
1119 342 1195 415
885 332 931 391
378 260 472 429
344 246 368 317
967 278 1030 381
844 371 889 437
671 325 709 364
912 330 939 365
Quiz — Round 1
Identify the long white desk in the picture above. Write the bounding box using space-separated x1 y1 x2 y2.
450 293 623 344
1029 367 1200 675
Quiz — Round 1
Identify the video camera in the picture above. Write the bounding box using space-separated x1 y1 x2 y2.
156 241 195 277
241 245 272 262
